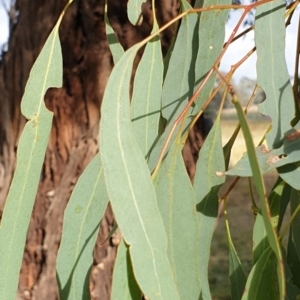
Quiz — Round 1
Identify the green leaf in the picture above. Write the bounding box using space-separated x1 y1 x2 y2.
252 179 285 264
147 0 198 171
228 239 246 300
225 217 246 300
255 0 294 148
105 0 124 64
242 248 279 300
226 137 300 177
127 0 145 26
287 229 300 291
99 46 179 300
193 0 231 111
56 153 109 300
0 12 66 299
232 98 285 299
131 21 163 159
111 239 141 300
160 0 197 124
277 164 300 190
193 116 225 300
286 282 300 300
287 188 300 290
154 141 201 299
255 0 300 189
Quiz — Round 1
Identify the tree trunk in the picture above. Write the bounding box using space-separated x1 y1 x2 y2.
0 1 204 299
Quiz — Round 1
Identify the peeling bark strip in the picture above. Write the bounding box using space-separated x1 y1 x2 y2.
0 1 203 299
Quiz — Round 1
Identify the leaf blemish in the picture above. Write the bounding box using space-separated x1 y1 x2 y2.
267 155 280 165
260 144 270 154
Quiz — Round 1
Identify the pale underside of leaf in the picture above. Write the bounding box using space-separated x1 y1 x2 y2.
147 0 198 171
56 153 109 300
131 21 163 159
111 239 141 300
0 16 64 299
193 117 225 300
154 141 201 299
127 0 146 26
100 46 179 300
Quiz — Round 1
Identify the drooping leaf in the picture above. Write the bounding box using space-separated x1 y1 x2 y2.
0 4 71 297
105 0 124 64
111 239 141 300
252 178 285 264
232 97 285 299
286 188 300 290
255 0 294 148
193 116 225 300
193 0 231 111
255 0 300 189
154 141 201 299
147 0 198 171
56 153 109 300
242 248 279 300
225 212 246 300
286 282 300 300
127 0 145 26
99 45 179 300
131 21 163 159
287 228 300 291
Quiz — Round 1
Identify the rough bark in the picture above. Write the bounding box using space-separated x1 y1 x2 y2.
0 0 204 299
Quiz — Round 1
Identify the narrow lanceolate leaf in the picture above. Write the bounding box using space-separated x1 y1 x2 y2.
193 117 225 300
127 0 145 26
242 248 279 300
255 0 299 189
148 0 198 170
193 0 230 111
225 214 246 300
56 153 109 300
255 0 294 148
100 46 179 300
232 98 285 299
287 188 300 290
111 240 141 300
154 141 201 299
228 237 246 300
0 5 70 297
287 228 300 291
252 179 285 264
105 0 124 64
131 21 163 159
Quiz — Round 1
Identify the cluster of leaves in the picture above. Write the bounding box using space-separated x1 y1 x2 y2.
0 0 300 299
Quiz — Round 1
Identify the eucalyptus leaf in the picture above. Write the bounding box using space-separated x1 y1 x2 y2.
147 0 198 171
100 45 179 300
154 141 201 299
0 10 67 298
194 116 225 300
111 239 141 300
56 153 109 300
226 137 300 177
255 0 300 189
232 97 285 298
131 21 163 159
127 0 145 26
242 248 279 300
